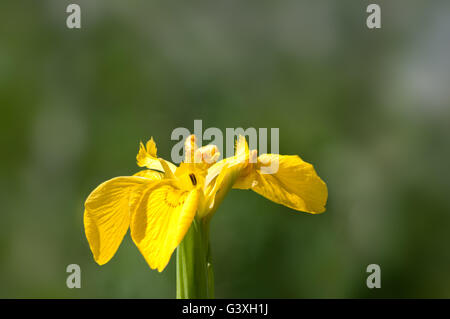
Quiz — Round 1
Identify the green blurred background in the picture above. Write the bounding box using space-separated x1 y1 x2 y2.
1 0 450 298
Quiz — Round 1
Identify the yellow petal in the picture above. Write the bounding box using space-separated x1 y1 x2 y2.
159 158 176 180
133 169 164 179
203 136 251 200
200 157 246 217
136 138 177 174
195 144 220 166
146 137 157 157
235 135 249 161
163 160 178 175
235 154 328 214
204 158 229 189
184 134 198 163
84 176 158 265
131 182 199 272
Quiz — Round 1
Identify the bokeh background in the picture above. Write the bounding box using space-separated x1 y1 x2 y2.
1 0 450 298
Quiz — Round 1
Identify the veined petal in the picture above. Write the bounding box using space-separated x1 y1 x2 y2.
131 182 199 272
235 154 327 214
84 176 158 265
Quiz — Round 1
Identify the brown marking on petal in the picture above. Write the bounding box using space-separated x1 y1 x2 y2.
164 190 187 208
189 173 197 186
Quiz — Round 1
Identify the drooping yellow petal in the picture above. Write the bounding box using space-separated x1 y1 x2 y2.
234 154 328 214
131 182 199 272
84 176 159 265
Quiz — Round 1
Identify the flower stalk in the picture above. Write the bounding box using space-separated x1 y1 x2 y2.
176 217 214 299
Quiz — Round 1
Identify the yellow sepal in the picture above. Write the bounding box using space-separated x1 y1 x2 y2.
131 182 199 272
234 154 328 214
84 176 159 265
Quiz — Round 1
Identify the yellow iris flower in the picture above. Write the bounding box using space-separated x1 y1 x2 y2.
84 135 327 272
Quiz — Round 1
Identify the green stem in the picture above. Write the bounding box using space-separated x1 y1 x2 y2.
176 217 214 299
204 218 215 299
206 239 215 298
